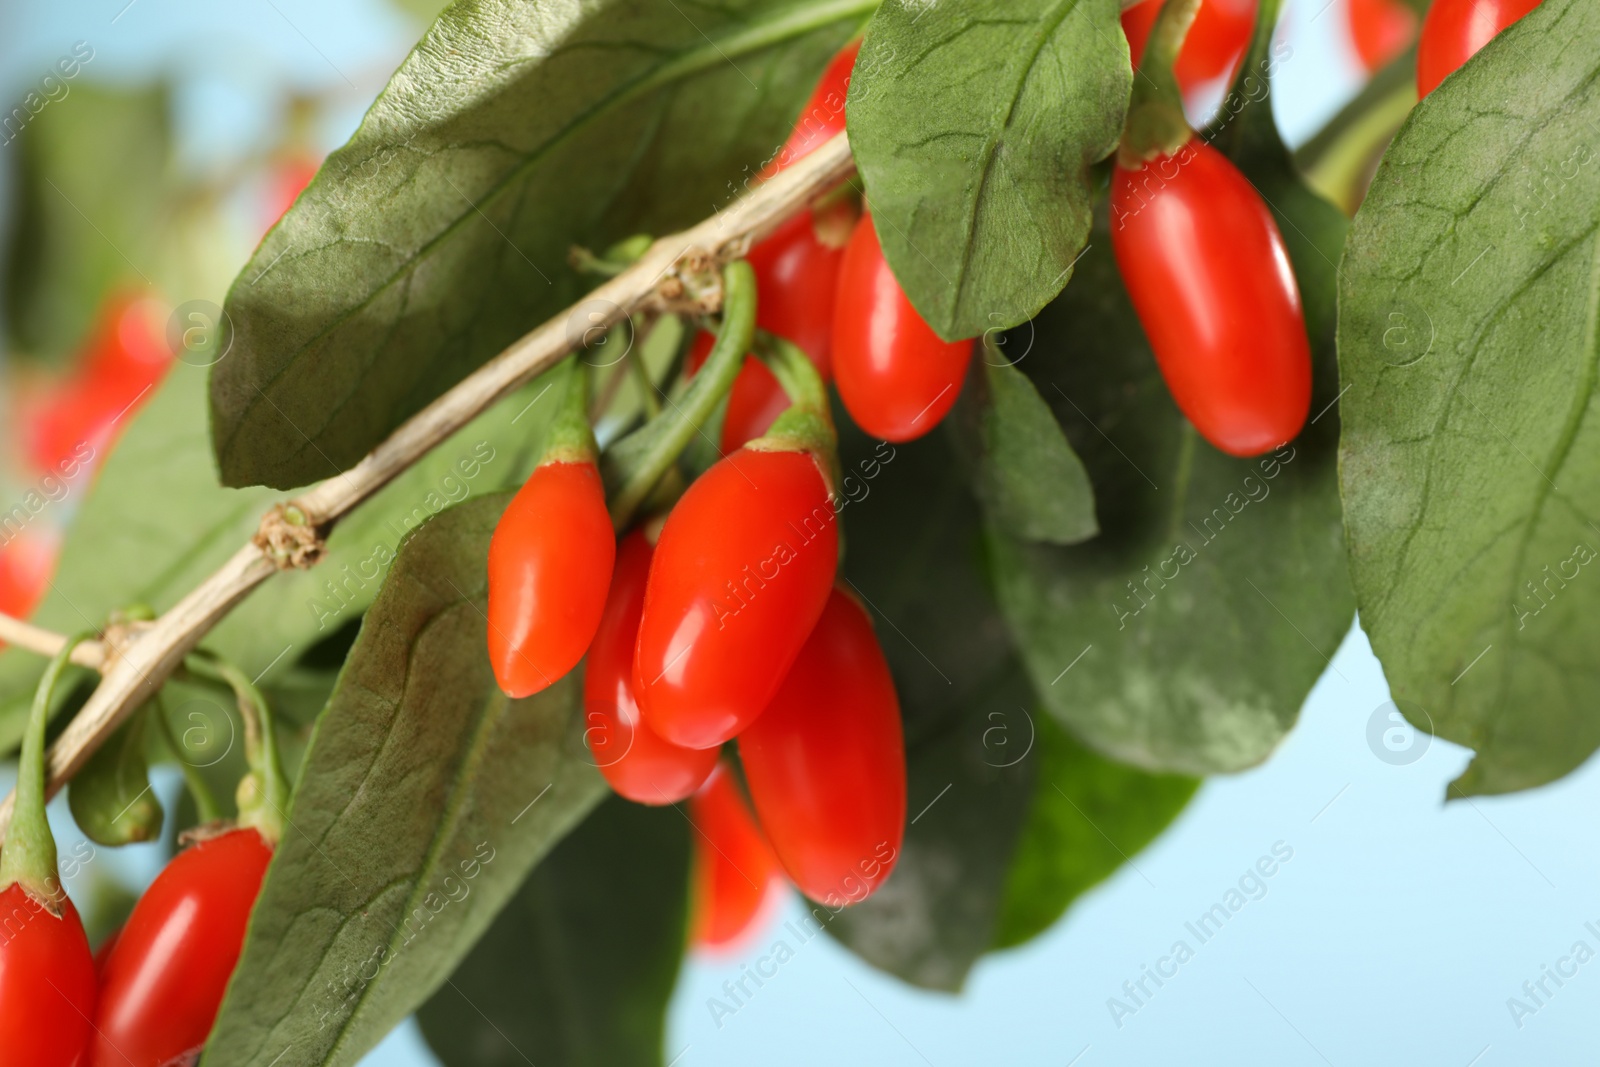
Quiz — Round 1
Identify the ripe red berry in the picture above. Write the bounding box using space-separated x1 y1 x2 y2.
1122 0 1257 95
487 459 616 698
832 215 973 443
635 447 838 750
584 531 719 804
89 828 273 1067
26 293 170 473
689 765 784 950
764 39 861 177
1416 0 1542 98
739 588 905 906
0 886 97 1067
748 210 845 379
1347 0 1419 72
1111 138 1311 457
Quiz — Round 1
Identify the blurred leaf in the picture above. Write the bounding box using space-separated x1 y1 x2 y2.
833 414 1015 743
418 796 689 1067
993 714 1197 948
823 664 1036 991
388 0 452 25
955 355 1098 544
846 0 1129 340
1338 0 1600 797
0 355 557 753
987 122 1353 775
4 79 169 363
821 419 1035 991
200 493 606 1067
211 0 874 488
67 707 162 846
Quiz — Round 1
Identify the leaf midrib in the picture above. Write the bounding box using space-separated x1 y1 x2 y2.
948 0 1086 322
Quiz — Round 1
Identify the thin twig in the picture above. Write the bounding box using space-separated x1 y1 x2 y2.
0 132 855 842
0 612 105 670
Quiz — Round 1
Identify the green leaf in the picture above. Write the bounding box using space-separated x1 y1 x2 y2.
200 493 607 1067
987 131 1353 775
0 356 557 753
955 354 1098 544
418 796 689 1067
818 419 1035 990
210 0 875 489
4 78 169 363
67 708 163 846
993 714 1196 948
1337 0 1600 797
846 0 1130 341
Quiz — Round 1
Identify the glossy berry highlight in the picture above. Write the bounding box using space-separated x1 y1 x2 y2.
1111 138 1311 457
487 459 616 698
635 447 838 750
833 215 973 443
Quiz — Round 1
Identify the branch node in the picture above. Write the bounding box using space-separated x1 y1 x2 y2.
253 503 326 570
645 247 723 316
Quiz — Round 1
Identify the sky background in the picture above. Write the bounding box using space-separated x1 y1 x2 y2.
2 1 1593 1064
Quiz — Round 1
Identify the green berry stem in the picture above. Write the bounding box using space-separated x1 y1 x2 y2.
0 631 96 911
603 258 758 529
1121 0 1201 166
181 651 290 844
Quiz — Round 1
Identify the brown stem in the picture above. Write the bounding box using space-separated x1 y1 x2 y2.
0 130 856 843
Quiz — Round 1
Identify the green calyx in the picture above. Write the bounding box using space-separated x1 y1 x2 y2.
1119 0 1200 166
603 259 758 530
749 332 839 492
182 651 290 844
0 631 96 912
539 356 600 467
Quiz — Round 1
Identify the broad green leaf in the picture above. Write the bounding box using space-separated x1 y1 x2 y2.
846 0 1130 341
4 79 169 363
993 714 1196 948
67 708 162 846
211 0 875 489
418 796 690 1067
955 355 1098 544
987 132 1353 774
820 420 1036 990
1337 0 1600 797
0 356 556 753
200 493 606 1067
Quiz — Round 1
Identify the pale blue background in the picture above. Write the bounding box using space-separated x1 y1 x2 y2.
5 1 1593 1064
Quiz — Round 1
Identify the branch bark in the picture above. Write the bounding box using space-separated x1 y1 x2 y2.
0 614 104 669
0 131 856 842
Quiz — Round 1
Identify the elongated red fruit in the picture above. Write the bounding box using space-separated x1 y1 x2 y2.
1347 0 1419 72
1111 138 1310 456
749 210 845 379
0 886 96 1067
740 588 905 906
1122 0 1257 94
764 38 861 177
1416 0 1542 98
487 459 615 697
585 531 718 804
689 765 784 951
635 447 838 750
832 215 973 443
89 828 273 1067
